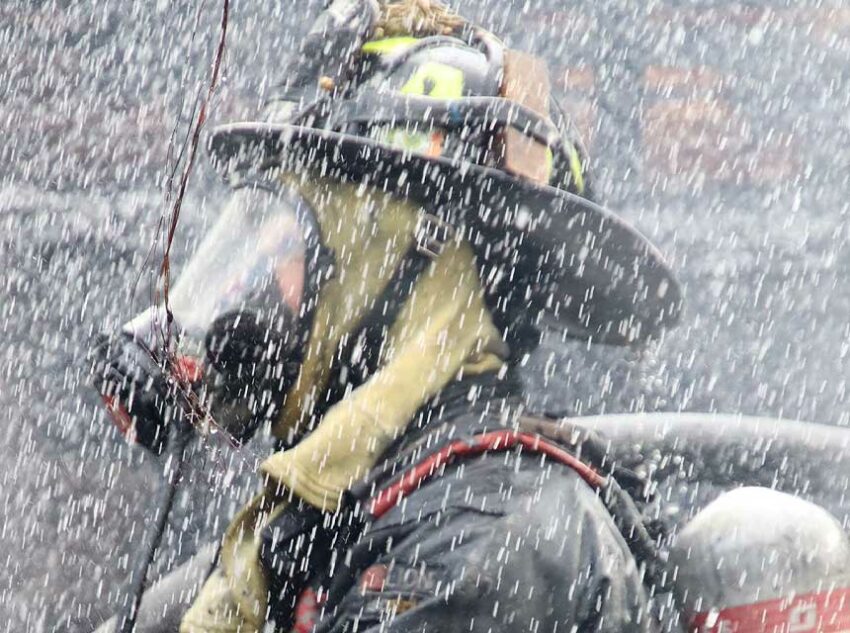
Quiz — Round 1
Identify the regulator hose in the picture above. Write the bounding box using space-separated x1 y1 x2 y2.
116 423 193 633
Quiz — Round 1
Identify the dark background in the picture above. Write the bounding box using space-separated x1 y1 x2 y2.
2 0 849 629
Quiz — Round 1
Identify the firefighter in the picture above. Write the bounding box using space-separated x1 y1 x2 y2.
92 1 678 631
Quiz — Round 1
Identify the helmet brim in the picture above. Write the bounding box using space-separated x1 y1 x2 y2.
208 122 683 345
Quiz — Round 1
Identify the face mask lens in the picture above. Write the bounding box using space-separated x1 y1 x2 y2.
167 185 308 350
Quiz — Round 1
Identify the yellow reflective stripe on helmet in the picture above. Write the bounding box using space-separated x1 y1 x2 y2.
361 37 419 55
566 142 585 194
401 62 464 99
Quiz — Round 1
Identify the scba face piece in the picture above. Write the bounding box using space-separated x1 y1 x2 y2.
92 181 321 451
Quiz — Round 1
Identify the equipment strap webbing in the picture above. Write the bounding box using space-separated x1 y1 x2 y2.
317 242 433 417
357 243 433 377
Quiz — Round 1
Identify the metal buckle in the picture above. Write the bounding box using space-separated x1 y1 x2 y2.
414 212 456 259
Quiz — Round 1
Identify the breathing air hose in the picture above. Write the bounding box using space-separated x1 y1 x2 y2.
116 423 193 633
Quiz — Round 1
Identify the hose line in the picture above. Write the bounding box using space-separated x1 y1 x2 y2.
116 424 192 633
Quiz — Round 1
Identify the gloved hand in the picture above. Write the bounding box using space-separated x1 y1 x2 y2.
89 331 175 454
203 307 301 444
258 501 332 629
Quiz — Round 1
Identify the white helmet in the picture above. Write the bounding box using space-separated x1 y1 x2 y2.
670 487 850 632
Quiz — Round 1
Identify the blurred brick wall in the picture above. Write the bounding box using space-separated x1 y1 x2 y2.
539 4 850 190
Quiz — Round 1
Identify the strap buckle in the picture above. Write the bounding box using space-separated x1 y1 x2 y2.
414 212 455 259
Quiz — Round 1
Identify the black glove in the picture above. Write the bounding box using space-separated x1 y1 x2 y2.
203 306 302 443
259 502 329 630
258 500 361 631
89 332 174 454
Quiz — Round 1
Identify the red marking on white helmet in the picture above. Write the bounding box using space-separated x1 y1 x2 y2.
691 587 850 633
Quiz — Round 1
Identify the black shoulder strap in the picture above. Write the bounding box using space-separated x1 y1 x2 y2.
357 245 433 373
316 212 456 417
316 244 433 417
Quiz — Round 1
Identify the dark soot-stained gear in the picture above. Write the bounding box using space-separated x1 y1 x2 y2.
193 178 334 443
209 27 682 347
273 379 660 633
